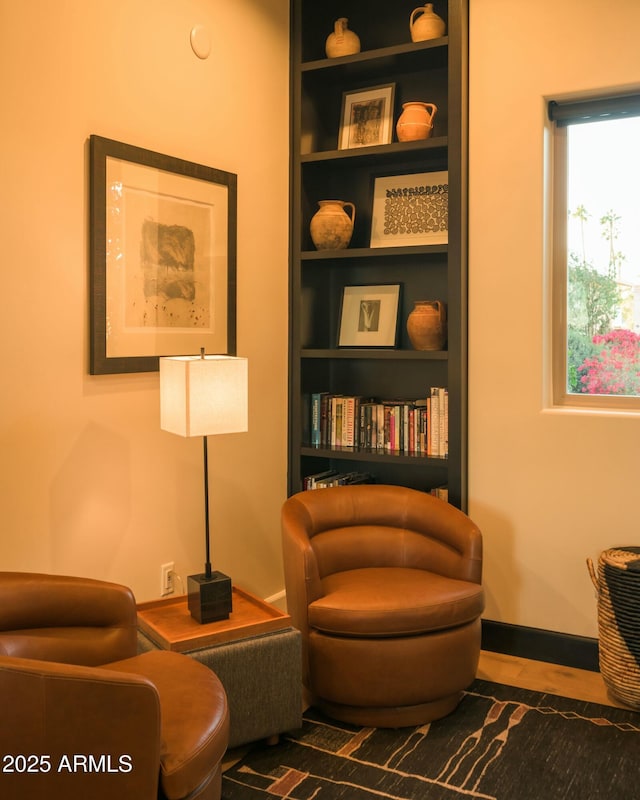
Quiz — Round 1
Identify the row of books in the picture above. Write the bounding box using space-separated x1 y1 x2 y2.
308 388 448 457
302 471 449 500
302 470 374 490
430 485 449 502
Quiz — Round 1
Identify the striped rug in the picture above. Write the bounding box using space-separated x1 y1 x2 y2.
222 679 640 799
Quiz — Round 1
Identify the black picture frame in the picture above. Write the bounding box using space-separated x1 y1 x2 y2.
338 83 396 150
89 135 237 374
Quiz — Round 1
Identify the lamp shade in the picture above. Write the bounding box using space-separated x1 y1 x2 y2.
160 355 248 438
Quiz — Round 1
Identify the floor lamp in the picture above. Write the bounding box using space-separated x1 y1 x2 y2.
160 350 248 623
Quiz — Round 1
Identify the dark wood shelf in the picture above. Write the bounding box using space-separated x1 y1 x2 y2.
289 0 468 507
300 137 448 165
300 38 448 75
300 348 448 360
301 444 449 466
301 244 448 261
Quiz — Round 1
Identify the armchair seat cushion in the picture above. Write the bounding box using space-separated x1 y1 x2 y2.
309 567 484 638
104 650 229 800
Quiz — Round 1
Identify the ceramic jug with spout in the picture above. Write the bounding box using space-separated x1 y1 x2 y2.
310 200 356 250
410 4 446 42
325 18 361 58
396 102 438 142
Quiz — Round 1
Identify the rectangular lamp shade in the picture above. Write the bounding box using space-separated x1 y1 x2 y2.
160 355 248 438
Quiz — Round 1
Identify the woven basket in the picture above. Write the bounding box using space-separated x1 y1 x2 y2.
587 546 640 708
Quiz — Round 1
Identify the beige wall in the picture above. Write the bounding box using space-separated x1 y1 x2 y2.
4 0 639 639
0 0 290 602
469 0 640 638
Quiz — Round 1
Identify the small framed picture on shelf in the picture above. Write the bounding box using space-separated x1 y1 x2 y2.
370 170 448 247
338 83 396 150
338 284 401 348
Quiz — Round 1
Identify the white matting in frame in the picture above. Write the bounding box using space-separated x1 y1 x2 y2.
370 171 448 247
338 284 401 348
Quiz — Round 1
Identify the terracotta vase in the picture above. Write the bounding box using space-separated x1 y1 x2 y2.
410 4 446 42
325 18 361 58
310 200 356 250
396 102 438 142
407 300 447 350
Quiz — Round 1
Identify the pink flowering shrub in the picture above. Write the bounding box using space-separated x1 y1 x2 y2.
578 329 640 395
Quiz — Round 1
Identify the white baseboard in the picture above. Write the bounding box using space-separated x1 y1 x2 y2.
264 588 287 611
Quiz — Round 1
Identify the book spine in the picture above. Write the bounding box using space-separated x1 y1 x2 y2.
403 403 410 452
376 404 384 449
430 388 440 457
361 402 372 449
345 396 355 447
310 393 322 447
320 394 329 447
409 407 415 454
329 396 337 447
442 388 449 457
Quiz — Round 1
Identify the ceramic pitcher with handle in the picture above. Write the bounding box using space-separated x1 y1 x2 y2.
410 4 446 42
325 18 361 58
396 101 438 141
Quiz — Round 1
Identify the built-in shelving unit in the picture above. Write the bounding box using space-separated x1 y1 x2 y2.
288 0 468 509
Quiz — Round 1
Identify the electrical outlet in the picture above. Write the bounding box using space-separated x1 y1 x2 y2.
160 562 175 596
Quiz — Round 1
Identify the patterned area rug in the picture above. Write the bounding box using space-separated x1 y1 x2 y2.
222 679 640 799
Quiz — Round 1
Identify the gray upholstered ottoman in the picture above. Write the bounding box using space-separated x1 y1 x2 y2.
138 627 301 747
137 594 302 749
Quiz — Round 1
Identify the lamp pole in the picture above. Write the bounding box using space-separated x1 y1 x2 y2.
201 346 213 581
203 436 212 581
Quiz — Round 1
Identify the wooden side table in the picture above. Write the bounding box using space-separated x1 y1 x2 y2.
137 587 302 747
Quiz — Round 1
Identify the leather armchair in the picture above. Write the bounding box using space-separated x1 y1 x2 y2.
0 572 229 800
282 484 485 727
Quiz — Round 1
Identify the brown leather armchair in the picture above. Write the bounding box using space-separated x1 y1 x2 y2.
0 572 229 800
282 484 484 727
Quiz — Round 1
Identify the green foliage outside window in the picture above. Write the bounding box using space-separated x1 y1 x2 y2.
567 206 639 395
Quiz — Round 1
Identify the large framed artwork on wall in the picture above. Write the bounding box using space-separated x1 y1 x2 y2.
89 135 237 374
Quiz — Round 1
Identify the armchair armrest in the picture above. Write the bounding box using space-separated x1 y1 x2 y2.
282 499 323 635
0 655 160 800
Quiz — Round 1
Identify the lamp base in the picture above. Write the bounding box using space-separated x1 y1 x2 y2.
187 571 232 624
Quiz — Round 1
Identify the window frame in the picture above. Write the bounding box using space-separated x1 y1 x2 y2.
550 92 640 411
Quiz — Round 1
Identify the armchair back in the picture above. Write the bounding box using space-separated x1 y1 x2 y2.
0 572 138 665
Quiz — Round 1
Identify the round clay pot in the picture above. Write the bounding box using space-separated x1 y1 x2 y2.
309 200 356 250
407 300 447 350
